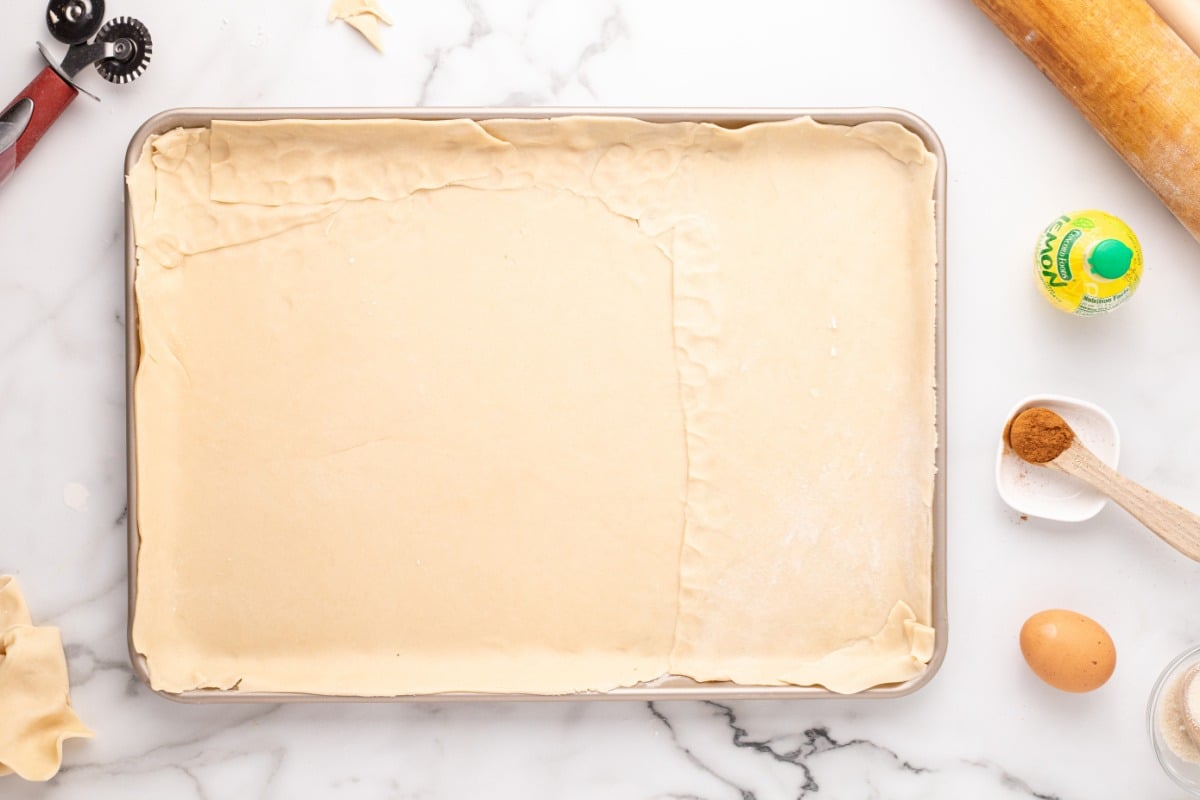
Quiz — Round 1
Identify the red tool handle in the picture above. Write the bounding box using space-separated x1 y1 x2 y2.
0 67 79 185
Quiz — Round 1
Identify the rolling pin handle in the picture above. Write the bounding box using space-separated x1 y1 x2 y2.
0 67 80 187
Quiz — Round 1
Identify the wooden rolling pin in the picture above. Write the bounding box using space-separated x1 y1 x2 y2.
1149 0 1200 55
973 0 1200 241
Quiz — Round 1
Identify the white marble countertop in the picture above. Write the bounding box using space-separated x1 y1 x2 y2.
4 0 1200 797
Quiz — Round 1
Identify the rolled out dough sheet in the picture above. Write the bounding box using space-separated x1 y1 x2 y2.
129 115 937 696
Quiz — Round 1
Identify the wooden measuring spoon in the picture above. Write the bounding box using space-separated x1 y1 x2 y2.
1007 407 1200 562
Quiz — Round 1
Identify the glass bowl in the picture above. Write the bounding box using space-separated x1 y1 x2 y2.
1149 644 1200 796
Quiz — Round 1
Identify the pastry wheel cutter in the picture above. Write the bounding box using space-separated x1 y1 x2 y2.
0 0 152 187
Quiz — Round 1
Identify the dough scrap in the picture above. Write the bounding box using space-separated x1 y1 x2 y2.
130 116 937 696
0 577 92 781
328 0 392 52
0 575 32 629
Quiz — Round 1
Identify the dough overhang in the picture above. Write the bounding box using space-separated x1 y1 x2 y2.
130 116 937 696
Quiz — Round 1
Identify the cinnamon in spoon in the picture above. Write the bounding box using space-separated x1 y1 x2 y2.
1005 407 1074 463
1004 406 1200 562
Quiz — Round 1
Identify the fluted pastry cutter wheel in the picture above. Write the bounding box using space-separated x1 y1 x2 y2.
0 0 152 186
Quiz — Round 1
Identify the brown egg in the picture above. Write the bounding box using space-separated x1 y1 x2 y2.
1019 609 1116 692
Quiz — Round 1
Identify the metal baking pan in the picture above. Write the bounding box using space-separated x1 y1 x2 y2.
125 107 948 702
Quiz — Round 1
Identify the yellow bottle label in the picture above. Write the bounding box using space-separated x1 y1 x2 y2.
1035 210 1143 316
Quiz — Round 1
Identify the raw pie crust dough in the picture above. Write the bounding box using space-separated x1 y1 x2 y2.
0 576 92 781
129 116 936 696
327 0 392 52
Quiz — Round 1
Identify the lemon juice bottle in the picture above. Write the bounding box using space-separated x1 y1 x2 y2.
1035 210 1142 316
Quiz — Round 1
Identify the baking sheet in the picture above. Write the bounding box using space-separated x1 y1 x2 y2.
124 107 948 702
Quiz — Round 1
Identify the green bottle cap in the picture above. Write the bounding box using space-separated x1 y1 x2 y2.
1088 238 1133 280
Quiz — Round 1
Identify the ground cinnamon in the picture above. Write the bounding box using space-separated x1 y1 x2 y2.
1006 407 1075 463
